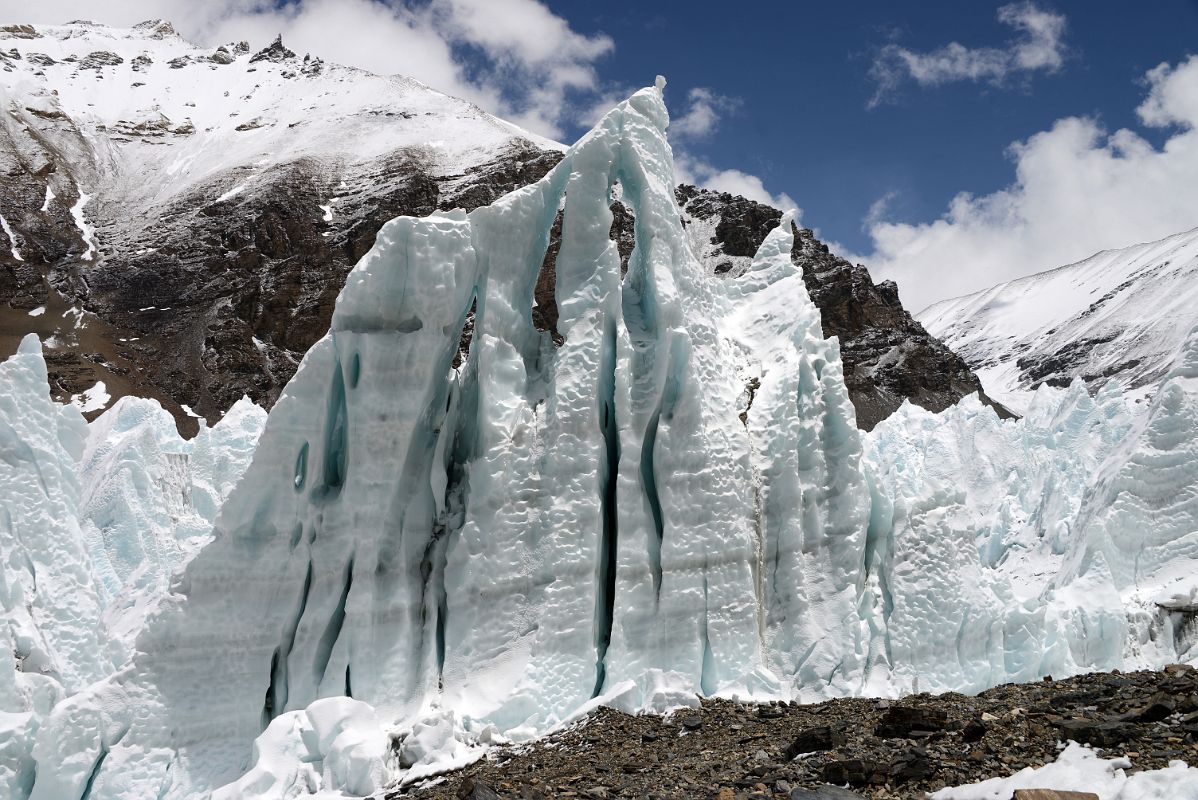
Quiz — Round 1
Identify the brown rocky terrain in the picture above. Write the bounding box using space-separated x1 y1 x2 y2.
389 666 1198 800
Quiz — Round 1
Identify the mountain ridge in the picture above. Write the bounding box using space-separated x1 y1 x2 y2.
1 18 994 433
920 224 1198 412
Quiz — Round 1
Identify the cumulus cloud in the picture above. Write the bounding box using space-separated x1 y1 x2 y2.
670 87 739 139
6 0 612 139
859 55 1198 312
675 152 800 216
869 2 1067 107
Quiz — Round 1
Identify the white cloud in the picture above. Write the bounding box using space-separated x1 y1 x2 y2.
4 0 612 139
859 55 1198 312
870 2 1067 107
670 87 738 139
675 152 800 216
426 0 612 136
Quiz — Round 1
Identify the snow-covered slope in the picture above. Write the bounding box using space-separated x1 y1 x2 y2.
920 226 1198 412
0 19 561 427
0 20 555 202
7 81 1197 800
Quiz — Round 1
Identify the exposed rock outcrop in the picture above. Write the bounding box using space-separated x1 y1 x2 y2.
392 666 1198 800
675 185 1012 430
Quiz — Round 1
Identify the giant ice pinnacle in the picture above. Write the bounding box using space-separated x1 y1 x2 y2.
21 83 1198 799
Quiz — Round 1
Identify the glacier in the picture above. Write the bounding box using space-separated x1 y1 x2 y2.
0 81 1196 798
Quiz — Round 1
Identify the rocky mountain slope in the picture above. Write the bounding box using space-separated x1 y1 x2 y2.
675 187 1010 429
0 19 563 432
0 19 993 432
920 225 1198 413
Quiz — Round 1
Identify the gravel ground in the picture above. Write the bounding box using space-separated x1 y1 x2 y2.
386 665 1198 799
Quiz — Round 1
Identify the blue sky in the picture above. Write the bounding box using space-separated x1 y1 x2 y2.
555 0 1198 306
563 1 1196 251
14 0 1198 308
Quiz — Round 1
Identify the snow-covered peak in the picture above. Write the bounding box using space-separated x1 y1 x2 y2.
0 18 568 428
0 19 560 205
919 225 1198 412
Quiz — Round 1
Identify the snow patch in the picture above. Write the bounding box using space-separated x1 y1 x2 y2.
71 380 109 413
27 306 45 317
0 213 23 260
932 742 1198 799
215 183 247 203
70 190 98 261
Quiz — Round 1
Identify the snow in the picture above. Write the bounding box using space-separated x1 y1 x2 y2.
1 212 23 260
69 190 98 261
0 19 563 259
3 72 1198 800
214 183 248 203
27 307 45 317
70 380 110 413
40 185 55 213
210 697 389 799
932 742 1198 799
920 226 1198 412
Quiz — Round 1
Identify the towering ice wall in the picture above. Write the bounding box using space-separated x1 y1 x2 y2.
79 395 265 654
863 382 1138 693
0 336 106 696
0 336 106 799
22 80 883 798
1054 325 1198 669
862 329 1198 691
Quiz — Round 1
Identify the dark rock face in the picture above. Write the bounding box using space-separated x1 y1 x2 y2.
0 125 560 433
783 726 845 758
249 34 295 64
675 184 1012 430
873 705 948 738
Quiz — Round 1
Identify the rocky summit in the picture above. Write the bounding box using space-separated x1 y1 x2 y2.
393 666 1198 800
